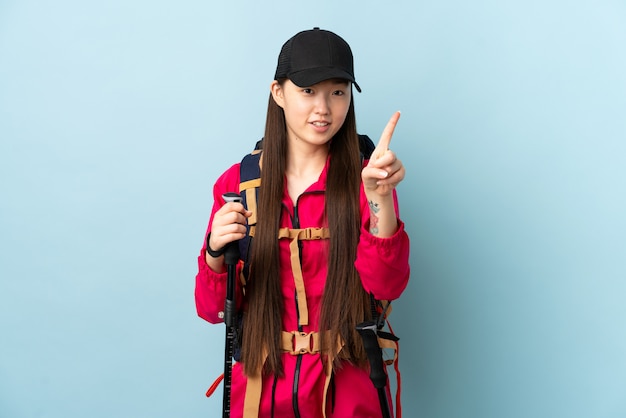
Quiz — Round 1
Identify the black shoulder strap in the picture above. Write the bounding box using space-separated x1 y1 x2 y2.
358 134 376 160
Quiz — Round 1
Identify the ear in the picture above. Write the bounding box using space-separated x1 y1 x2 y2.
270 80 285 109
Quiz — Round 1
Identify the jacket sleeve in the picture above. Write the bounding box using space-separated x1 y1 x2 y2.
355 187 410 301
195 163 246 324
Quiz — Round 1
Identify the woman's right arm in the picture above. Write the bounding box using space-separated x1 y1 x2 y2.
194 163 249 323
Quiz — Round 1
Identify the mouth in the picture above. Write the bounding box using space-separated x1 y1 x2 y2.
311 121 330 127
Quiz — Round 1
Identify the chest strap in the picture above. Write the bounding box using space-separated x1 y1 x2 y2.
277 227 330 327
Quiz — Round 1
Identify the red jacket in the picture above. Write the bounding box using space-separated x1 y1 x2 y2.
195 157 410 417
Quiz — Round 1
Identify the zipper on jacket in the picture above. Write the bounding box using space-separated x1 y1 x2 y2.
286 192 324 417
292 355 303 418
291 203 302 418
271 375 278 418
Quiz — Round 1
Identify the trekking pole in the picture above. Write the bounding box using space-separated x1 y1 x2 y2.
356 320 392 418
221 192 242 418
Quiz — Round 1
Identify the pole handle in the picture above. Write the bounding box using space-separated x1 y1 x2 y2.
222 193 242 266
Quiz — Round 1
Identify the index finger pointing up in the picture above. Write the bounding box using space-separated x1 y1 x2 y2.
373 111 401 157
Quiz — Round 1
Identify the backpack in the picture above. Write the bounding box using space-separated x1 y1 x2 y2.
235 133 397 343
207 134 402 417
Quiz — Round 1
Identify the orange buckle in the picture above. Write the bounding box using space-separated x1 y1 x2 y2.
281 330 320 355
299 228 324 240
294 331 313 355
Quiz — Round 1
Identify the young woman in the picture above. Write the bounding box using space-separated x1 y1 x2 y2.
195 27 410 418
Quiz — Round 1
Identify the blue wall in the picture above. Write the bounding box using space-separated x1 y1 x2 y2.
1 1 625 417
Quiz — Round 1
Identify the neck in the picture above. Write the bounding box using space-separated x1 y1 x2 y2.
285 141 329 178
285 141 329 203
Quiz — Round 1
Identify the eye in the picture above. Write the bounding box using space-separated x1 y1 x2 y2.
333 90 345 96
302 88 313 94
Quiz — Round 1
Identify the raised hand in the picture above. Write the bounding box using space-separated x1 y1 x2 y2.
361 111 405 197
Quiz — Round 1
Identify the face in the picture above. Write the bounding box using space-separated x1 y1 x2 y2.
271 79 352 148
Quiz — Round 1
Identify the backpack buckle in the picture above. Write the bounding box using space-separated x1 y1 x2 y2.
282 331 320 355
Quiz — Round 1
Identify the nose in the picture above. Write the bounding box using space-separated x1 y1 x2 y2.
314 95 330 115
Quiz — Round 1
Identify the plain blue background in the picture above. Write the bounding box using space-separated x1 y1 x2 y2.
1 1 625 417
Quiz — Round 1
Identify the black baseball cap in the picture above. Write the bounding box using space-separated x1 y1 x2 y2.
274 27 361 93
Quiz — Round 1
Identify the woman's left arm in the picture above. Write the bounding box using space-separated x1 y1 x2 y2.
357 112 410 299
